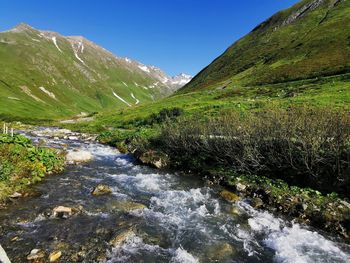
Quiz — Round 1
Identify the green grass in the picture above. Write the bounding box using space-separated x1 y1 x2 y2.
183 0 350 92
64 79 350 134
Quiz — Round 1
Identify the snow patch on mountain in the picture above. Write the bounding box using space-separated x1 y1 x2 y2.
39 86 57 100
170 73 192 86
131 93 140 105
138 65 150 73
7 97 20 101
52 37 63 53
112 91 131 107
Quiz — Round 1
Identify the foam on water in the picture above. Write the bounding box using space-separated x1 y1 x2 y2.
239 202 350 263
171 247 199 263
131 187 220 237
84 144 119 159
109 172 172 193
105 234 165 262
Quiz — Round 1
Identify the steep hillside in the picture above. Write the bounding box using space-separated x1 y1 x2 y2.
182 0 350 92
0 23 191 120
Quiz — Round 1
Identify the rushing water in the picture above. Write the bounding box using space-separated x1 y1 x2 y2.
0 127 349 263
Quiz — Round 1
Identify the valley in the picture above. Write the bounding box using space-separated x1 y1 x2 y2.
0 0 350 262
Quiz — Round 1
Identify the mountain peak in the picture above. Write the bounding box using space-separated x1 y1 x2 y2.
11 23 35 32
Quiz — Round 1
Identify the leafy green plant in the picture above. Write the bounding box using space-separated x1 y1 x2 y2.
0 133 64 201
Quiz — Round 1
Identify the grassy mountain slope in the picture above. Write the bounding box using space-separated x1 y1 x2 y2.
0 24 188 121
182 0 350 92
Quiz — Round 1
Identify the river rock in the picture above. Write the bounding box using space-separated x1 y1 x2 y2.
220 190 240 202
236 182 247 192
0 244 11 263
27 248 45 261
108 200 146 211
206 243 235 261
53 206 73 219
49 251 62 262
138 150 168 169
9 192 22 198
230 205 242 216
109 229 135 247
251 197 264 209
66 150 93 164
92 184 112 196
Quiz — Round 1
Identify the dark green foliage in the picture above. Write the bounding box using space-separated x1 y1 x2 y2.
154 107 350 197
145 108 184 125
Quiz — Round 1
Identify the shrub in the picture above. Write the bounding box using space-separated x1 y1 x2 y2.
154 107 350 197
143 108 184 126
0 134 64 200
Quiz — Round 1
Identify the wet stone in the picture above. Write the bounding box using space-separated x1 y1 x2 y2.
206 242 236 261
236 182 247 192
52 206 73 219
109 228 135 247
250 197 264 209
49 250 62 262
92 184 112 196
9 192 22 198
230 205 242 216
220 190 240 203
108 200 146 212
27 248 45 261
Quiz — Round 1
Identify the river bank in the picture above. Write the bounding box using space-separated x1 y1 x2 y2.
113 139 350 241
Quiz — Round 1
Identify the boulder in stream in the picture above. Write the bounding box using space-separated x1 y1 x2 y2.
49 250 62 262
137 150 169 169
108 200 146 212
109 228 135 247
250 197 264 209
53 206 73 219
220 190 240 203
92 184 112 196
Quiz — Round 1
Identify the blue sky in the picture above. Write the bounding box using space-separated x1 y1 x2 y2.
0 0 299 76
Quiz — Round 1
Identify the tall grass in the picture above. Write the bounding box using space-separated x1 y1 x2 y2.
154 107 350 197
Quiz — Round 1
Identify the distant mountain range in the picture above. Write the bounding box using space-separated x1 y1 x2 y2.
182 0 350 92
0 23 191 120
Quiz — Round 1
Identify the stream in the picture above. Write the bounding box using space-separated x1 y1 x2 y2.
0 127 350 263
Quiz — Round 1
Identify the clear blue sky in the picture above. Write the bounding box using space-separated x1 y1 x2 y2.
0 0 299 76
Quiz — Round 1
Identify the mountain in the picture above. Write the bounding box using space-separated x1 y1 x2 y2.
0 23 191 120
182 0 350 92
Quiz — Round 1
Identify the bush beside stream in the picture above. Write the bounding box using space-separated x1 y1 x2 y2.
0 134 65 203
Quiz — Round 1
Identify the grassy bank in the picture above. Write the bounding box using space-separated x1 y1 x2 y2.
0 134 65 203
